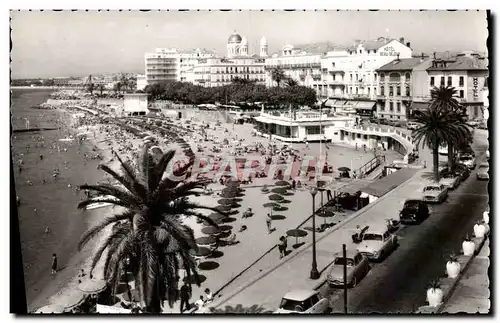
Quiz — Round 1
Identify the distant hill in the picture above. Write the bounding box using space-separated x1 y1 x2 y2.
292 41 346 55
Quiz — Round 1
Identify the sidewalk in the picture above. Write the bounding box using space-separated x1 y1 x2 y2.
440 239 490 314
210 168 433 311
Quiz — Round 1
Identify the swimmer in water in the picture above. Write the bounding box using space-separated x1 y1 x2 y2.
45 227 50 234
40 154 43 160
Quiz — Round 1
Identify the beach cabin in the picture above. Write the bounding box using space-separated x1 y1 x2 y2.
123 93 148 117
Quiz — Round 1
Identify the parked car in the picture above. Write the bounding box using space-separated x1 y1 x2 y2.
275 290 330 314
477 162 489 181
326 250 370 287
438 144 448 156
439 171 461 189
442 164 470 181
356 227 398 261
399 199 430 224
458 144 475 157
422 183 448 203
458 154 476 170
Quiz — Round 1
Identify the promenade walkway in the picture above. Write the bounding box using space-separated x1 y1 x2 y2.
210 167 434 311
441 239 490 314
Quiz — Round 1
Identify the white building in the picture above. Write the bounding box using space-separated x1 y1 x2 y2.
187 32 267 87
136 74 147 91
144 48 215 85
322 37 413 115
264 45 323 88
122 93 148 116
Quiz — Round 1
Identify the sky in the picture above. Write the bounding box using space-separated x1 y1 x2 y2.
10 10 488 79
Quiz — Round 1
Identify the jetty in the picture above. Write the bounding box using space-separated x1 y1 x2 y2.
13 127 59 133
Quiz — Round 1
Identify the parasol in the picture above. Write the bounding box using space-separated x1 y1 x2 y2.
34 304 66 314
268 194 284 202
275 180 290 187
189 246 214 258
219 191 237 198
216 205 232 212
271 187 288 194
286 229 308 248
263 202 280 215
208 213 226 224
201 226 221 235
196 235 218 247
218 198 236 206
316 209 335 225
338 167 351 172
78 278 107 294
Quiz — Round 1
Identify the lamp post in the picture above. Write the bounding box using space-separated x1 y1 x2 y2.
309 185 320 280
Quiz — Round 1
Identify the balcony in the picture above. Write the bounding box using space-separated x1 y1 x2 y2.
329 69 346 73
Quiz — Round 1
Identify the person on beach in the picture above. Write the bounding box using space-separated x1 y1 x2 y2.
266 213 273 234
204 288 214 303
51 253 58 275
45 227 50 234
195 296 205 309
278 236 288 259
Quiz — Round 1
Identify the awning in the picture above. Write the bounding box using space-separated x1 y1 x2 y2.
361 168 418 198
411 102 429 111
354 101 376 110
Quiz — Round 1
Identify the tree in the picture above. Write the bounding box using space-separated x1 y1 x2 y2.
428 85 472 170
284 77 299 87
412 104 468 182
77 146 226 313
271 67 286 87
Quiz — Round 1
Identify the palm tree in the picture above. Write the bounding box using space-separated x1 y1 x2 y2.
412 104 468 182
209 304 273 314
77 146 225 313
428 85 472 170
284 77 299 87
271 67 286 87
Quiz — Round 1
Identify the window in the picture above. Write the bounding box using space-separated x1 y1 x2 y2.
350 74 353 82
332 62 336 67
396 86 401 96
355 87 359 94
359 49 362 54
447 76 452 86
430 77 435 86
379 104 385 111
397 102 401 112
389 86 394 96
459 90 464 98
440 76 445 85
405 73 411 81
356 74 359 81
474 106 479 117
380 73 385 82
390 102 394 111
374 73 377 81
398 116 401 120
368 87 371 95
349 86 353 93
459 76 464 87
405 86 410 97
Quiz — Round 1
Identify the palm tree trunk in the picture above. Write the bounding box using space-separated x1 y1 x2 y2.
447 142 454 170
433 145 440 183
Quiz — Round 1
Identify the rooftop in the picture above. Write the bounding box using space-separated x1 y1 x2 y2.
376 58 428 72
427 55 488 71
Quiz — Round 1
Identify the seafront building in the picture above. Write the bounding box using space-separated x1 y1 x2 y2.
375 57 429 121
186 32 267 87
144 48 216 86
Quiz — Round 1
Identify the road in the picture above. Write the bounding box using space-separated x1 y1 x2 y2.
321 132 489 313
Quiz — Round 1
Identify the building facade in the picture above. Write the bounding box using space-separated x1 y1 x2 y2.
375 57 428 121
144 48 215 86
412 52 489 120
322 37 413 115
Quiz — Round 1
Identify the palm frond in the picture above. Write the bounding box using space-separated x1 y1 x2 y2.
78 212 134 250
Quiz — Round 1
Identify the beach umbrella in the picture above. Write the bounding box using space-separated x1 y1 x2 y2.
263 202 280 215
317 209 335 225
218 198 236 206
271 187 288 194
275 180 290 187
268 194 284 202
338 167 351 172
61 289 86 311
196 235 218 247
34 304 66 314
286 229 308 248
208 212 226 223
226 180 240 188
216 205 232 212
201 226 221 235
78 278 107 294
218 225 233 233
219 191 237 199
189 246 213 258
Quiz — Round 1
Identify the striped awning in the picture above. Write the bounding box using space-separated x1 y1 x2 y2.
354 101 376 110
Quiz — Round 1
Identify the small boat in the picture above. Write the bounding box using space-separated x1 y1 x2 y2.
59 137 74 142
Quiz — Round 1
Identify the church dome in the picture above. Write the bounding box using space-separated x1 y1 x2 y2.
228 33 242 43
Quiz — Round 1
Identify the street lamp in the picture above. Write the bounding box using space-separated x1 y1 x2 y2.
309 185 320 280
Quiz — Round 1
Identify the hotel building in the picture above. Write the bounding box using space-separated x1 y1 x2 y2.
375 57 429 121
321 37 413 115
187 32 267 87
144 48 215 86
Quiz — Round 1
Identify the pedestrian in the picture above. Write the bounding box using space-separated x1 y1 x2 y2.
194 296 205 310
292 179 296 190
355 142 358 150
179 282 191 313
51 253 58 275
204 288 213 303
266 213 272 234
278 236 287 258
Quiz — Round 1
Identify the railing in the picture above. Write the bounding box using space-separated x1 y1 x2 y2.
358 155 386 177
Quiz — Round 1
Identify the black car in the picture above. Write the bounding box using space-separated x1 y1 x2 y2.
441 164 470 181
399 199 430 224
